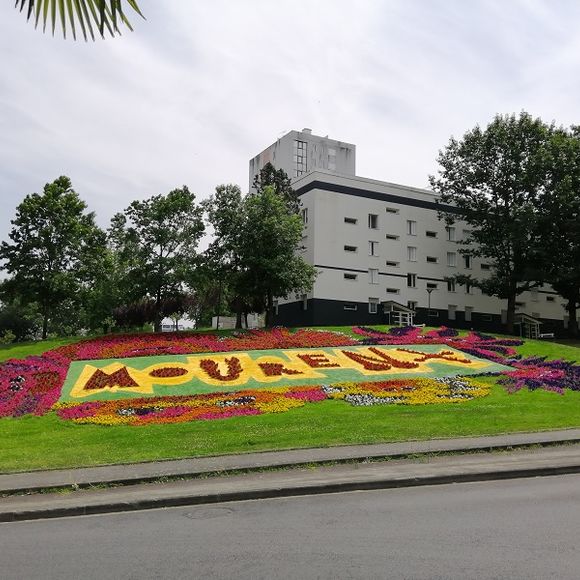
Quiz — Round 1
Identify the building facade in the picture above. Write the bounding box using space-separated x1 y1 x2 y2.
250 130 569 335
249 128 356 190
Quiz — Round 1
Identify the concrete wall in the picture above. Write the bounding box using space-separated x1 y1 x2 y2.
249 129 356 191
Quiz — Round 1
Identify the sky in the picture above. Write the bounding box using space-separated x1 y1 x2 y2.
2 0 580 248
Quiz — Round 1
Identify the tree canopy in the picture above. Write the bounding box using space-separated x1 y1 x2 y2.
0 176 105 338
205 178 315 328
430 112 553 333
110 186 204 332
534 127 580 336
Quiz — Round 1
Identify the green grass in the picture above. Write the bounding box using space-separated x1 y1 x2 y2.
1 386 579 473
0 327 579 473
0 337 79 362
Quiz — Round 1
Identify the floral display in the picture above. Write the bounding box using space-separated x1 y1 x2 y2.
51 327 359 362
0 326 578 425
54 376 489 426
60 345 499 402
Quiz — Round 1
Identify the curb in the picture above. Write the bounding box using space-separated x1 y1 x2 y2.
3 453 580 523
3 431 580 496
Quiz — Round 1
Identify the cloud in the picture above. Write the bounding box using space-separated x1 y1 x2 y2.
1 0 580 249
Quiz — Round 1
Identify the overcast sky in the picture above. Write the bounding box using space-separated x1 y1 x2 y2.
2 0 580 247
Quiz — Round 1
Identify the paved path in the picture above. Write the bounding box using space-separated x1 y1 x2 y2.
2 433 580 522
2 428 580 495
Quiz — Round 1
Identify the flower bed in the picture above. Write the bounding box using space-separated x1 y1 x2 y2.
53 376 489 426
1 326 578 425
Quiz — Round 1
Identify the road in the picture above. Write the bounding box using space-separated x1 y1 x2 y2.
2 474 579 579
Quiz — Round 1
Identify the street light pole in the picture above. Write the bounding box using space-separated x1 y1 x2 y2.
427 288 434 320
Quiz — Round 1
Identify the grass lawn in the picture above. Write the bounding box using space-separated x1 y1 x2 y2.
1 327 579 473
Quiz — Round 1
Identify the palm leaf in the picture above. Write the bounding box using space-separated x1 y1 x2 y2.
15 0 144 41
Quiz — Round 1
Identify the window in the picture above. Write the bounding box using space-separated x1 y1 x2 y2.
427 282 438 290
426 256 438 263
407 273 417 288
386 287 400 294
369 298 379 314
368 268 379 284
426 231 437 238
386 260 400 267
385 207 399 214
293 139 308 176
465 306 473 322
385 234 399 240
369 241 379 256
344 217 357 225
447 252 457 267
547 296 555 302
446 226 456 241
301 208 308 225
465 282 473 294
463 254 472 269
368 214 378 229
344 273 357 281
344 245 357 252
407 301 417 311
447 279 456 292
407 220 417 235
481 263 491 271
531 289 539 302
407 246 417 262
343 303 358 311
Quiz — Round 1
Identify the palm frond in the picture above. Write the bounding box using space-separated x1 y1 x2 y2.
15 0 144 41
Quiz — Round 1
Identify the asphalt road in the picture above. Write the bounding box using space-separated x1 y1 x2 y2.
2 474 579 579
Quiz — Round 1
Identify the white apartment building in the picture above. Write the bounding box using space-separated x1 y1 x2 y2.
250 130 569 335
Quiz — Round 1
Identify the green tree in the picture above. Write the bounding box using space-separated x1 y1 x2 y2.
240 186 316 327
15 0 143 41
0 176 105 338
535 127 580 336
204 184 251 328
430 112 551 333
110 186 205 332
252 162 301 214
0 294 40 342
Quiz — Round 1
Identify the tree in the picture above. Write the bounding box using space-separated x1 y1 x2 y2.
0 295 40 342
0 176 105 338
204 184 251 328
110 186 205 332
240 185 316 327
535 127 580 336
15 0 143 41
430 112 552 333
252 162 301 214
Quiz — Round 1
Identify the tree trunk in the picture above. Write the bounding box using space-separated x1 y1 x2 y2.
265 290 273 328
235 309 243 329
567 298 579 337
42 312 49 340
506 294 516 335
154 289 162 333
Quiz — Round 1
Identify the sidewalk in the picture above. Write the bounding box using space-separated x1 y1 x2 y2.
2 429 580 523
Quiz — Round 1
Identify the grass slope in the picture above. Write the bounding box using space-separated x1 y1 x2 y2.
0 328 579 473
